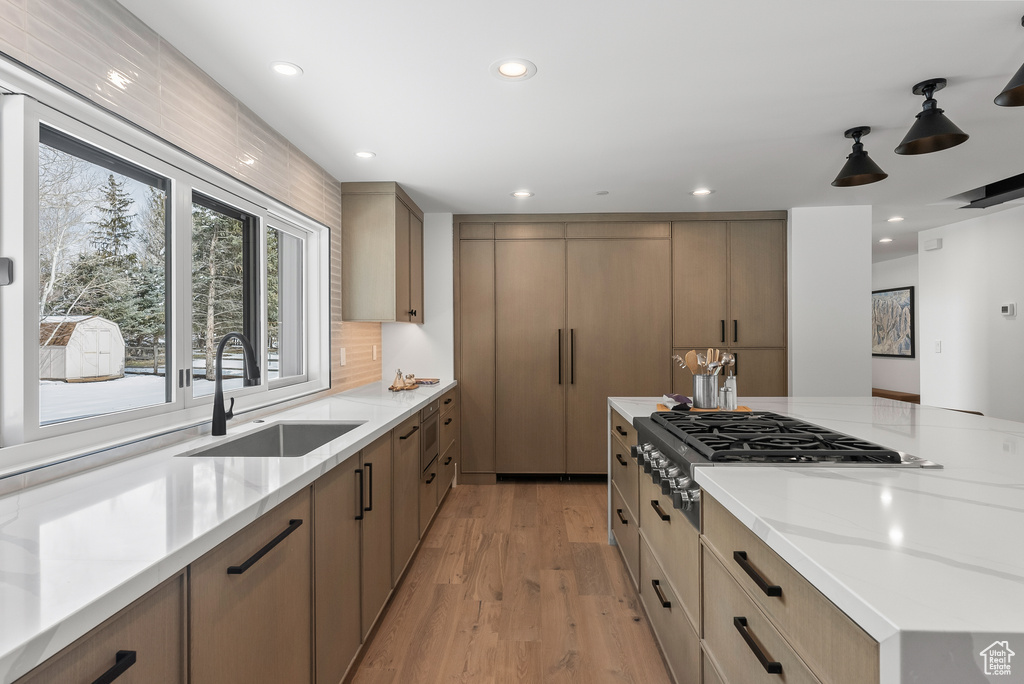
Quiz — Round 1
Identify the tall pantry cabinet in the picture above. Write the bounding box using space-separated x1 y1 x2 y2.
457 220 672 475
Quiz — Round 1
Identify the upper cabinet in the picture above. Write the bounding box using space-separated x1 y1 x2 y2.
341 182 424 323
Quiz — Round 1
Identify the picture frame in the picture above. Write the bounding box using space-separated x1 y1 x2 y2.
872 286 915 358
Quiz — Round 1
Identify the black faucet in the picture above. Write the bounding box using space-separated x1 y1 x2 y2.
212 332 260 436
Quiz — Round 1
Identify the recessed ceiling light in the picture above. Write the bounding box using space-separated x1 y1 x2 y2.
887 216 905 222
490 58 537 81
692 188 713 196
879 238 894 243
354 151 376 159
511 190 533 198
271 62 303 77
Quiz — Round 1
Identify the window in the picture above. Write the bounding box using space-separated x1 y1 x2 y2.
0 91 329 470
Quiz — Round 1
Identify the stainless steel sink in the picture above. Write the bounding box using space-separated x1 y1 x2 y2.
182 421 365 458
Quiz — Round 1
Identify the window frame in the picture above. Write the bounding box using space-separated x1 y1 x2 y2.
0 86 330 475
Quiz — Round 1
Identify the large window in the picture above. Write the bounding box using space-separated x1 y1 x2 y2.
0 92 329 469
38 127 171 425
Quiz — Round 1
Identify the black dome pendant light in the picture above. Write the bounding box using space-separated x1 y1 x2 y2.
832 127 888 187
895 78 969 155
995 16 1024 106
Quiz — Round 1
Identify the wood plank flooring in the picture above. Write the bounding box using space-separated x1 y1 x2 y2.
351 481 672 684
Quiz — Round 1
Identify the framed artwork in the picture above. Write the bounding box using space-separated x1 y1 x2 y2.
872 286 915 358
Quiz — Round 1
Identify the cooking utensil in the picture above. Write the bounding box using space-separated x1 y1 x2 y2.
696 352 707 373
684 350 699 375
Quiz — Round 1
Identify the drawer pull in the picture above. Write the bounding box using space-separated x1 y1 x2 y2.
444 417 453 426
355 469 365 521
616 508 628 525
399 425 419 440
444 455 453 465
651 579 671 608
92 650 136 684
615 425 629 437
364 462 373 512
734 551 782 597
444 397 453 405
426 472 436 484
650 499 670 521
733 617 783 674
615 453 628 467
227 519 303 574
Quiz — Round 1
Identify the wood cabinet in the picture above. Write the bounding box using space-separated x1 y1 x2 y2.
672 347 787 398
438 387 459 499
457 239 495 474
360 433 393 640
392 413 421 584
313 456 362 684
190 489 312 684
640 537 701 684
341 182 424 323
419 457 439 535
15 575 185 684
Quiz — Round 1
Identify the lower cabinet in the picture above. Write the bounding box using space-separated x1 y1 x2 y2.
393 413 421 585
190 488 312 684
639 536 701 684
419 457 439 535
314 456 362 684
610 481 639 586
360 433 394 640
15 574 185 684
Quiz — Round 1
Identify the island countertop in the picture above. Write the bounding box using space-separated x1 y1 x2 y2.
609 396 1024 684
0 380 455 684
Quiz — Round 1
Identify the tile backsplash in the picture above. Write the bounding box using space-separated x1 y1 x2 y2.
0 0 381 391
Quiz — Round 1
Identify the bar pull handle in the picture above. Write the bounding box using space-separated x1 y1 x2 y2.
734 617 783 674
444 397 453 405
444 417 453 426
227 519 303 574
91 650 137 684
650 499 670 522
399 425 419 440
651 579 671 608
615 453 628 467
733 319 738 343
355 469 365 520
426 472 436 484
444 455 453 465
733 551 782 596
570 329 576 384
616 508 629 525
615 426 629 437
721 319 726 343
364 462 373 512
558 329 563 385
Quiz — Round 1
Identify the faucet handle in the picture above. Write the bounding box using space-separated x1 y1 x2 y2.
225 397 235 421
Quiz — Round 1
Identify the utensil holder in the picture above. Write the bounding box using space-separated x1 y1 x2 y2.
693 374 719 409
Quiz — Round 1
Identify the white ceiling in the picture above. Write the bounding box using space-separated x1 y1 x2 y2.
119 0 1024 261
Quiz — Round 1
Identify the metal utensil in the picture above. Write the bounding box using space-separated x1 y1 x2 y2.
696 352 707 374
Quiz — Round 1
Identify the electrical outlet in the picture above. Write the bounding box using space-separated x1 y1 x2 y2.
339 348 346 366
934 340 942 353
372 344 377 361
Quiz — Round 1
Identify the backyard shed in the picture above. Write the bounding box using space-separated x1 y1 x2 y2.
39 315 125 382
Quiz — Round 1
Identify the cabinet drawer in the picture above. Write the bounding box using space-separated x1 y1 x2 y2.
15 575 185 684
610 481 639 588
703 546 820 684
610 432 639 522
440 407 459 455
419 457 439 535
610 408 637 446
639 473 700 632
420 399 440 421
439 434 458 503
702 495 879 684
702 651 728 684
440 387 458 415
639 536 701 684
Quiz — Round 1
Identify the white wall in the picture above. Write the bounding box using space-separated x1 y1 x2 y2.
918 206 1024 421
382 213 455 381
871 255 920 393
788 206 872 396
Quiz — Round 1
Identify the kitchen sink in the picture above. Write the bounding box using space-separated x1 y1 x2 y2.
182 421 365 458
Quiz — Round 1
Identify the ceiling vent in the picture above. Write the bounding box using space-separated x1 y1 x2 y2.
954 172 1024 209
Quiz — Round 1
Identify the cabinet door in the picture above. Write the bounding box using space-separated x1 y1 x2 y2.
728 221 786 348
458 240 496 473
495 240 566 473
419 457 439 536
567 239 671 473
409 212 424 323
15 575 185 684
313 458 362 684
361 433 393 639
730 348 787 397
190 489 312 684
394 199 412 321
672 221 729 347
392 415 421 584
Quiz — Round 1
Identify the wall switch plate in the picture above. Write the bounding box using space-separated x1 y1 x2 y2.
339 348 346 366
0 257 12 285
934 340 942 353
1001 302 1016 317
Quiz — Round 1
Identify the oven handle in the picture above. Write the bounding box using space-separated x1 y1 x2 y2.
734 551 782 597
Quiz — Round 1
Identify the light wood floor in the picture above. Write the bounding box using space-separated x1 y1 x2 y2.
351 481 673 684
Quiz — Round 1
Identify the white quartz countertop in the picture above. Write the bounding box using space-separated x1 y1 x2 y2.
0 380 455 683
610 396 1024 683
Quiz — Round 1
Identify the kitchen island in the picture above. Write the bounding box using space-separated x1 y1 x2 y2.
0 380 455 684
609 396 1024 684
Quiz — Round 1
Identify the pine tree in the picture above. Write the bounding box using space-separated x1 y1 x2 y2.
91 174 137 267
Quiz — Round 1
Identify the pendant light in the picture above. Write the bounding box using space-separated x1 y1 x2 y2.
832 127 888 187
895 78 969 155
995 16 1024 106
